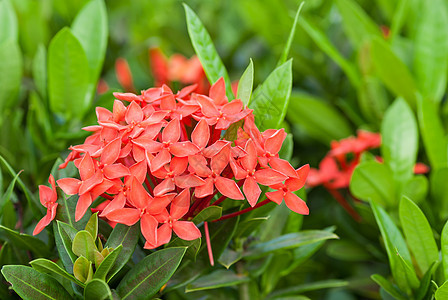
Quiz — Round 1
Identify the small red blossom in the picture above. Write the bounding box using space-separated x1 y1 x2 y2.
33 175 58 235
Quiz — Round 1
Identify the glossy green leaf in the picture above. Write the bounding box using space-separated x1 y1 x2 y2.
0 225 49 257
48 27 90 119
416 261 439 300
192 206 222 224
84 279 112 300
30 258 85 287
94 245 122 282
184 4 233 99
238 59 254 106
32 44 47 101
72 230 100 262
414 0 448 103
403 175 428 204
399 197 438 274
166 238 201 261
2 265 72 300
381 98 418 189
436 280 448 300
350 161 395 207
201 215 239 261
287 93 352 144
0 40 22 112
72 0 108 81
116 247 186 299
299 18 360 87
277 2 304 66
0 0 18 43
266 280 348 299
371 38 417 107
396 250 420 293
371 274 407 300
218 248 243 269
244 230 338 259
84 213 98 241
74 256 93 284
418 98 447 170
104 224 139 281
234 217 269 239
249 60 292 131
441 220 448 280
54 221 77 272
335 0 381 48
186 270 250 292
1 199 16 229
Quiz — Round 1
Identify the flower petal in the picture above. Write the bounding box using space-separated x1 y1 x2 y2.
100 192 126 217
196 95 219 117
215 177 244 200
141 214 158 246
107 208 140 226
75 193 93 222
79 152 96 180
170 189 190 219
173 221 201 240
175 174 205 188
265 190 284 205
284 192 309 215
269 157 298 178
57 178 80 195
243 177 261 207
264 129 287 155
100 138 121 165
125 101 144 124
194 177 214 198
209 77 227 106
254 169 287 186
153 178 175 196
150 149 171 173
162 118 180 143
103 164 130 179
191 119 210 150
188 155 212 177
170 141 200 157
129 178 150 209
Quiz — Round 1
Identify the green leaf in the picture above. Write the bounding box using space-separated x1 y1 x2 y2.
370 39 417 107
277 2 304 66
0 0 18 44
441 220 448 280
266 280 348 299
192 206 222 224
183 4 233 99
238 59 254 106
166 238 201 261
0 225 49 257
358 76 389 124
436 280 448 300
326 240 371 262
74 256 93 284
399 197 438 274
94 245 122 282
1 199 16 229
57 195 91 230
218 248 243 269
350 161 395 207
185 270 250 292
416 261 439 300
371 274 407 300
72 230 101 263
48 27 90 120
299 18 360 87
104 224 139 281
234 217 269 239
431 168 448 220
335 0 381 48
402 175 428 204
30 258 85 287
32 44 47 101
396 250 420 292
244 230 338 259
381 98 418 189
201 215 239 261
0 40 22 112
84 213 98 241
116 247 186 299
418 98 447 170
2 265 72 299
249 60 292 131
413 0 448 103
54 221 78 272
84 279 112 300
287 92 352 144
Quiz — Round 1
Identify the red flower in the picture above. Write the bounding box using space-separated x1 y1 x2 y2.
33 175 58 235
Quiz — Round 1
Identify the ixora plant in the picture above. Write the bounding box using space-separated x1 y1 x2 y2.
0 2 339 299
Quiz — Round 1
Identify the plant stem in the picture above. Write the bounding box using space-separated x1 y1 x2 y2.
326 187 362 222
204 222 214 266
101 193 113 200
213 199 271 222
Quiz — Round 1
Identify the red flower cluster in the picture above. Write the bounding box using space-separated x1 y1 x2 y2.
34 78 309 249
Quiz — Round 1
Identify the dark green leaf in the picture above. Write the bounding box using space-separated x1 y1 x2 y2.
244 230 338 259
371 39 417 107
234 217 269 239
185 270 250 292
0 225 49 257
166 238 201 261
84 279 112 300
0 0 17 44
288 93 352 144
416 261 439 300
57 195 91 230
192 206 222 224
249 60 292 131
266 280 348 299
350 161 395 207
414 0 448 103
54 221 77 272
184 4 233 99
2 265 72 300
381 98 418 189
104 224 139 281
238 59 254 106
371 274 407 300
94 245 122 282
48 27 90 119
116 247 186 299
218 248 243 269
201 215 239 261
30 258 85 287
326 240 371 261
0 40 22 112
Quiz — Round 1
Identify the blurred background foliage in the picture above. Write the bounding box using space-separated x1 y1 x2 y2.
1 0 448 298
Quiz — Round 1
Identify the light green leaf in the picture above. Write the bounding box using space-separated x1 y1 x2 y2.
402 175 428 204
30 258 85 287
371 38 417 107
381 98 418 189
399 197 438 274
371 274 407 300
416 261 439 300
192 206 222 224
32 44 47 101
414 0 448 103
2 265 72 300
418 98 447 170
396 250 420 293
84 279 112 300
72 0 108 81
277 2 304 66
436 280 448 300
48 27 90 120
249 60 292 131
72 230 101 263
116 247 186 299
186 270 250 292
0 0 18 44
335 0 382 48
350 161 395 207
441 220 448 280
84 213 98 241
74 256 93 284
287 92 352 144
94 245 122 282
0 40 22 112
238 59 254 106
0 225 49 257
184 4 233 99
244 230 338 259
